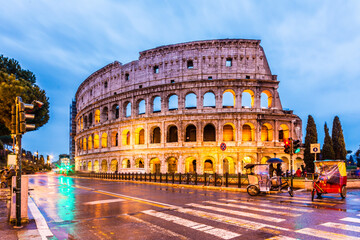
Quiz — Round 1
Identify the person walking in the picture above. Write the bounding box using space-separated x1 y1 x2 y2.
295 168 302 177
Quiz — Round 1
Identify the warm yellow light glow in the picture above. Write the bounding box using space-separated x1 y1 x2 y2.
94 109 100 124
101 133 107 148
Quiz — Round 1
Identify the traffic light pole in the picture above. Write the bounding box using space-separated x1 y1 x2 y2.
15 97 22 227
290 140 294 191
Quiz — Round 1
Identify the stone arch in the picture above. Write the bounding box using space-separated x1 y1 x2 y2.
94 133 100 149
242 156 256 173
242 123 255 141
223 123 235 141
111 131 118 147
87 161 92 171
138 99 146 115
135 158 144 168
101 132 108 148
112 104 119 119
203 91 216 108
149 158 161 174
122 129 131 146
135 127 145 145
167 125 178 143
242 89 254 108
168 94 178 110
88 135 93 150
185 124 196 142
94 109 100 124
110 159 118 172
88 112 93 126
167 157 178 173
261 123 273 141
203 123 216 142
122 158 131 169
203 157 215 173
152 96 161 113
94 160 100 172
222 89 236 108
185 92 197 109
125 102 131 117
84 115 88 128
281 156 290 171
83 137 87 151
279 124 290 141
260 156 271 164
261 90 273 109
185 157 197 173
223 156 236 174
102 106 108 121
150 126 161 143
80 116 83 130
101 160 107 172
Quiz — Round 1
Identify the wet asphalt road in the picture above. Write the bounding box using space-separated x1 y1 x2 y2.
28 173 360 240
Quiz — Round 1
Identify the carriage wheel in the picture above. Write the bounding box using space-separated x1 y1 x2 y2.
247 185 259 196
288 186 294 197
340 186 347 199
311 189 315 201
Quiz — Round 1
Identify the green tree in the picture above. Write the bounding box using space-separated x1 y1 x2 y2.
322 122 335 160
0 55 49 135
304 115 318 173
332 116 347 160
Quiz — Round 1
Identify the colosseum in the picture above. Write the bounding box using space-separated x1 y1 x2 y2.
74 39 303 175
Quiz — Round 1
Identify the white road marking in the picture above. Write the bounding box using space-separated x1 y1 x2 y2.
266 236 298 240
74 185 94 191
84 199 125 205
296 227 360 240
142 210 240 240
267 195 340 205
220 199 313 213
321 222 360 233
205 201 301 217
341 217 360 224
28 197 54 240
187 203 285 223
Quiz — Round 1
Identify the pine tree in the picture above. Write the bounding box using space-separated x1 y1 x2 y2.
304 115 318 173
322 122 335 160
332 116 347 160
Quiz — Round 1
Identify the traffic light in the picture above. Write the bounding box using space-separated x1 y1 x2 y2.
283 138 291 154
11 105 16 134
16 97 36 134
293 140 301 154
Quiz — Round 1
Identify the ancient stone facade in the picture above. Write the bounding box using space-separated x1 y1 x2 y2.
74 39 303 174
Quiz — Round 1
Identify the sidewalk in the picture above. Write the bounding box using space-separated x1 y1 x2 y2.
0 189 41 240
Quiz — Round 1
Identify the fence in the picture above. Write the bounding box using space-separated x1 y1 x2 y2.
76 172 250 188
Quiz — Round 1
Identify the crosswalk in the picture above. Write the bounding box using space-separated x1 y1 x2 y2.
135 195 360 240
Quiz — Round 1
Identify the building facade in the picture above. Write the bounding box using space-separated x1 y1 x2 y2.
74 39 303 174
69 99 77 166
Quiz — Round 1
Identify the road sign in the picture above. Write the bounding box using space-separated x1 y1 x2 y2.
220 142 226 151
311 143 320 153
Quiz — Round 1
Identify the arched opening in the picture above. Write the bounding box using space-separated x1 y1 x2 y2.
153 96 161 113
242 156 255 174
80 117 83 130
135 128 145 145
203 92 216 108
223 124 234 141
101 133 108 148
88 135 93 150
122 130 130 146
102 107 108 121
168 95 178 110
87 161 92 171
261 156 270 164
94 133 99 149
110 159 118 172
112 104 119 119
185 93 197 109
279 124 289 142
261 123 273 141
203 124 216 142
138 99 145 115
101 160 107 172
151 127 161 143
94 109 100 124
88 113 93 126
149 158 160 174
167 157 178 173
282 157 290 171
223 157 235 174
222 90 235 108
242 124 254 141
204 159 214 173
122 159 131 169
135 158 144 168
167 125 178 143
94 160 99 172
125 102 131 117
185 124 196 142
261 90 273 109
185 157 197 173
242 90 254 108
83 137 87 151
84 116 88 128
111 131 118 147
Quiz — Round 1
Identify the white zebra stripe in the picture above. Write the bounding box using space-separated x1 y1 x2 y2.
296 227 360 240
186 203 285 223
341 217 360 224
142 210 240 240
321 222 360 233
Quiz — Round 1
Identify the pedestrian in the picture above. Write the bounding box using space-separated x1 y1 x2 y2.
355 167 360 178
296 168 302 177
276 163 282 177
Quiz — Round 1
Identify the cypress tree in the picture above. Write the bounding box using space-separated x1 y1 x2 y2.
332 116 347 160
322 122 335 160
304 115 318 173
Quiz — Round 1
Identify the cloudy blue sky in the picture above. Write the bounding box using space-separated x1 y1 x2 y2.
1 0 359 161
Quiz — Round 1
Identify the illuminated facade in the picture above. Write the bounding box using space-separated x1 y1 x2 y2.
74 39 303 174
